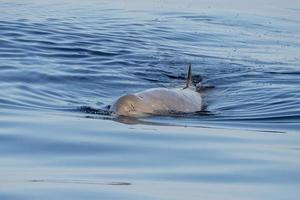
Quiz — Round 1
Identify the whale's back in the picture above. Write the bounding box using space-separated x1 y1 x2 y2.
111 87 202 116
136 88 202 113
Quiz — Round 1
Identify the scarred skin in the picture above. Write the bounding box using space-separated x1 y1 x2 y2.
110 87 202 117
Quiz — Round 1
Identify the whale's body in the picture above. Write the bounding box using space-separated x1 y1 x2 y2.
110 64 204 117
110 87 202 116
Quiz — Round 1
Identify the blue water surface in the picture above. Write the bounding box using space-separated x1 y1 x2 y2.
0 1 300 200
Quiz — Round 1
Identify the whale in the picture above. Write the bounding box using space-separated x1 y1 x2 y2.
110 64 205 117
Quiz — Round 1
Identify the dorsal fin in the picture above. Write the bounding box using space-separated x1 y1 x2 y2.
184 64 193 89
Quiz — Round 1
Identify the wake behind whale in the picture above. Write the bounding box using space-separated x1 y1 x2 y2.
110 64 209 117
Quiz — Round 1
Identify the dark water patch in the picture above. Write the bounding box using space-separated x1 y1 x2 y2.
79 106 111 116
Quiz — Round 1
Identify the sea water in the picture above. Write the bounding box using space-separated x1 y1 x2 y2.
0 1 300 199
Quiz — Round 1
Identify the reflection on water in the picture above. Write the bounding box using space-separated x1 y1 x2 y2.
0 0 300 200
28 179 132 186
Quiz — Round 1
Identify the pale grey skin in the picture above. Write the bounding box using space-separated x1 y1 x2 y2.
110 64 205 117
110 86 202 117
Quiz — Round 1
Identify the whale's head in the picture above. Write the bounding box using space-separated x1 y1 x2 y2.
110 94 149 117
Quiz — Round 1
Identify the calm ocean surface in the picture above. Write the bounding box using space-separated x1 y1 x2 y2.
0 0 300 199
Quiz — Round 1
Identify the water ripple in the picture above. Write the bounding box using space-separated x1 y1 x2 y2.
1 2 300 199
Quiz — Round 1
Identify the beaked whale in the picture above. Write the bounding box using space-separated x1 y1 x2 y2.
110 64 205 117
